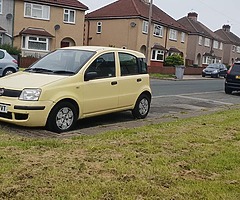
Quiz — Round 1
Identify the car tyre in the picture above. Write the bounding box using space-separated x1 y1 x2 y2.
46 101 77 133
225 87 232 94
3 68 15 76
216 73 220 78
132 94 150 119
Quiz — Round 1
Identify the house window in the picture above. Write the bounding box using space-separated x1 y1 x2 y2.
142 21 148 34
213 40 219 49
237 46 240 53
0 33 2 45
181 32 185 43
151 49 164 61
24 3 50 20
97 22 102 33
203 56 212 64
204 38 210 47
169 29 177 41
0 0 2 14
63 9 75 24
232 45 236 52
22 36 49 51
198 36 203 45
219 42 223 50
153 24 163 37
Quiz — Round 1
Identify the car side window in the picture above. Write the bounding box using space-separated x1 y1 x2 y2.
119 53 139 76
0 51 4 59
85 52 115 80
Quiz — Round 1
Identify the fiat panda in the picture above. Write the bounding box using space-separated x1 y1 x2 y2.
0 46 151 133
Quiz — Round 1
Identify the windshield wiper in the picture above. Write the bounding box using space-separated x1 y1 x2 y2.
53 70 76 75
24 68 54 73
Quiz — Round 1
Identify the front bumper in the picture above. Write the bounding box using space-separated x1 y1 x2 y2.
0 97 54 127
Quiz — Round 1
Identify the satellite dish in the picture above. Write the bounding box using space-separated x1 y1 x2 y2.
130 22 136 27
54 24 60 30
6 13 13 20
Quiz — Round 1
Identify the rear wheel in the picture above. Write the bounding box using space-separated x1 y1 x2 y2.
225 87 232 94
132 94 150 119
46 101 77 133
3 68 14 76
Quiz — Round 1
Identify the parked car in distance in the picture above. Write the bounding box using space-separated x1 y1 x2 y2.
0 46 152 133
0 49 19 77
202 63 227 78
225 61 240 94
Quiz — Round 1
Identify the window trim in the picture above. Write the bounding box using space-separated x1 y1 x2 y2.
0 0 2 14
204 38 210 47
24 2 50 20
153 24 163 38
169 29 177 41
181 32 185 43
97 21 102 34
213 40 219 49
198 36 203 45
22 35 50 52
142 21 148 34
63 9 76 24
151 49 165 62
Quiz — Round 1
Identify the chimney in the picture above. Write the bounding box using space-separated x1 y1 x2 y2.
222 25 231 32
187 12 198 21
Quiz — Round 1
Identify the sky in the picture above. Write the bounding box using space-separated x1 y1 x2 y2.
80 0 240 37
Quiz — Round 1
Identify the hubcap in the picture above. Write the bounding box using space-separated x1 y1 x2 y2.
56 107 74 130
139 98 149 116
5 70 13 76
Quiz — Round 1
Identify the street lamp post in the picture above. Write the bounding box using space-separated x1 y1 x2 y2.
145 0 153 65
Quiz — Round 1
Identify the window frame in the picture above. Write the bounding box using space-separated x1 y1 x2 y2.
24 2 50 20
63 9 76 24
213 40 219 49
204 38 210 47
198 36 203 45
97 21 102 34
22 35 50 52
169 29 177 41
119 52 140 76
181 32 185 43
0 0 2 14
142 21 148 34
151 49 164 62
153 24 163 38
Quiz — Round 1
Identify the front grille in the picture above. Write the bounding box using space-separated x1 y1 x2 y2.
0 89 21 97
0 112 12 119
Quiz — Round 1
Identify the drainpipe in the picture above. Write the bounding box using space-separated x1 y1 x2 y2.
145 0 153 65
12 0 15 47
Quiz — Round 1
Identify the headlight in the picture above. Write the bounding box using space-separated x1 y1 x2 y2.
213 70 218 73
19 89 42 101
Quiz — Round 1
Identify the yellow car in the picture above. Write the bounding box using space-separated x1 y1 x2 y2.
0 46 151 133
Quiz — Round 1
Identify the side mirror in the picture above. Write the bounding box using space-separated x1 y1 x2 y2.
84 72 98 81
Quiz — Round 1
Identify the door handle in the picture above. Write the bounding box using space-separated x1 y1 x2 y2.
111 81 118 85
137 78 142 82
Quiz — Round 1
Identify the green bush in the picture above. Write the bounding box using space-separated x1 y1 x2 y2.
164 54 184 66
0 43 21 55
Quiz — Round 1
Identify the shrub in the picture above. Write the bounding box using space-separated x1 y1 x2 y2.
164 54 184 66
0 43 21 55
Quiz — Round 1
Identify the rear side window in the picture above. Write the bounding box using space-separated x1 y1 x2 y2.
119 53 147 76
231 63 240 73
0 51 4 59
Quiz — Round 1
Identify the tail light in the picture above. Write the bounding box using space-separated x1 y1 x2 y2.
12 59 18 64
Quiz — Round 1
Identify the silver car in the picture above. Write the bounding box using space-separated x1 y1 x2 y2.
0 49 19 77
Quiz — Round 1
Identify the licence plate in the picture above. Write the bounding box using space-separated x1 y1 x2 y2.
0 104 8 113
236 75 240 79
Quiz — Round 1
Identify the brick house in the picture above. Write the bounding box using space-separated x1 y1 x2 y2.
215 25 240 66
13 0 88 58
84 0 188 71
178 12 224 67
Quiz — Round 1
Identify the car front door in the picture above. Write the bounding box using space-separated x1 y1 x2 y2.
82 52 119 115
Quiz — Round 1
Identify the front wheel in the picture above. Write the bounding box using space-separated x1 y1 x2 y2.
3 68 14 76
225 87 232 94
46 101 77 133
132 94 150 119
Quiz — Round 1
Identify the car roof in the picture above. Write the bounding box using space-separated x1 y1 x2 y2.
60 46 145 58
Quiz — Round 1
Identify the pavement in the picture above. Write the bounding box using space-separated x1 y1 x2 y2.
172 75 225 80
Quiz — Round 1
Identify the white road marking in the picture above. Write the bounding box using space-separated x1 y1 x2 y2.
152 91 233 106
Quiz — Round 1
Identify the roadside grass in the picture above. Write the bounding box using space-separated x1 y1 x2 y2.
0 109 240 199
150 73 175 79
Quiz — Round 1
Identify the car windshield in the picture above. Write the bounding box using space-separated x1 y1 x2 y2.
25 49 96 75
207 64 220 69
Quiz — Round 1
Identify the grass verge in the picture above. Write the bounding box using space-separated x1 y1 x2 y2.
150 73 175 79
0 109 240 199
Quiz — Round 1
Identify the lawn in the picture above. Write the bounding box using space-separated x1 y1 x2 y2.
0 109 240 199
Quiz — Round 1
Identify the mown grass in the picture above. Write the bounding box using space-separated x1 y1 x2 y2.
0 109 240 199
150 73 175 79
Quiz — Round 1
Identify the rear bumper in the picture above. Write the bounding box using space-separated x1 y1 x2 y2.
225 81 240 91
